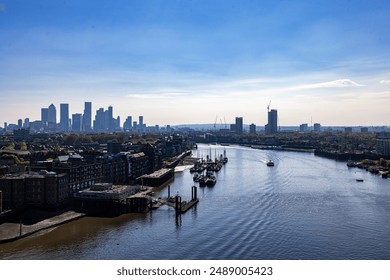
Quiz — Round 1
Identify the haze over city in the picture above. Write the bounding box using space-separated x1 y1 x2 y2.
1 0 390 127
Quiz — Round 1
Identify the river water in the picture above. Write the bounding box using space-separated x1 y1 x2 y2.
1 144 390 260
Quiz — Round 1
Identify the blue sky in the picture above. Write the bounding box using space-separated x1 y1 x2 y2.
1 0 390 127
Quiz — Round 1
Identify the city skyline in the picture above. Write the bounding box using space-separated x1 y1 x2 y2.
1 1 390 126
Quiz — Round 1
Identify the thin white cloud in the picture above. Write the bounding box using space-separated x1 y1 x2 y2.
126 91 189 99
290 79 364 91
380 80 390 84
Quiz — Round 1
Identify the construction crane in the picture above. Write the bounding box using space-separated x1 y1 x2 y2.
267 100 271 112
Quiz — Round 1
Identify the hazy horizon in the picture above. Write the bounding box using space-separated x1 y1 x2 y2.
1 0 390 127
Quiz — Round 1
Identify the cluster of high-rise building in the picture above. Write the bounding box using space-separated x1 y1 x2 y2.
2 102 151 134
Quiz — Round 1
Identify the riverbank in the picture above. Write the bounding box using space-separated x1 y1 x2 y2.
0 209 85 244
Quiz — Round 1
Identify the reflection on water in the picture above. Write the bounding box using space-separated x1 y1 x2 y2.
1 144 390 260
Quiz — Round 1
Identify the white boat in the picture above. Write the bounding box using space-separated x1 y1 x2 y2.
266 160 274 166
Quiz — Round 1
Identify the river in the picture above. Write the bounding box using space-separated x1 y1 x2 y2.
1 144 390 260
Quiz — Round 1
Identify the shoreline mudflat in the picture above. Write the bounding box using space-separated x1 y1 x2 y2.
0 210 85 244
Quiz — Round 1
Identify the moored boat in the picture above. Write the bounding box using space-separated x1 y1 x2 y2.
266 160 274 166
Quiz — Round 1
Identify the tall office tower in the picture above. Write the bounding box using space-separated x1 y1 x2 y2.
300 123 308 132
94 108 105 131
48 104 57 124
83 102 92 131
60 103 69 131
139 116 144 127
235 117 243 134
18 119 23 128
41 108 49 124
107 106 113 131
313 123 321 132
4 122 7 132
23 118 30 128
72 114 83 132
123 116 132 131
249 123 256 134
265 109 278 134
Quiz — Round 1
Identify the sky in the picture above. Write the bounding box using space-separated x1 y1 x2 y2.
1 0 390 127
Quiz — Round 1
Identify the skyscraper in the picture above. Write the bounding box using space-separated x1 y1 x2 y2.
106 106 113 131
123 116 132 131
41 108 49 124
60 103 69 131
72 114 83 132
48 104 57 124
265 109 278 134
83 102 92 132
235 117 243 134
94 108 105 131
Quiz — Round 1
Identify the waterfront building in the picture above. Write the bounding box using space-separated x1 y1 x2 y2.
83 102 92 132
139 168 174 188
76 183 140 201
0 171 69 211
235 117 243 134
60 103 70 132
376 132 390 156
127 152 149 183
265 109 278 134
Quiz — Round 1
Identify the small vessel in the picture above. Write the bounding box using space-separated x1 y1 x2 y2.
266 160 274 166
356 178 364 182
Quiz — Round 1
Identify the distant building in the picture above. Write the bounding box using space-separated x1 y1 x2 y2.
83 102 92 132
249 123 256 134
93 106 115 132
123 116 132 131
361 127 369 133
235 117 243 134
376 132 390 156
139 116 144 130
13 128 30 141
60 103 69 131
23 118 30 129
300 123 308 132
265 109 278 134
18 119 22 128
41 108 49 124
345 127 353 133
72 114 83 132
48 104 57 125
313 123 321 132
